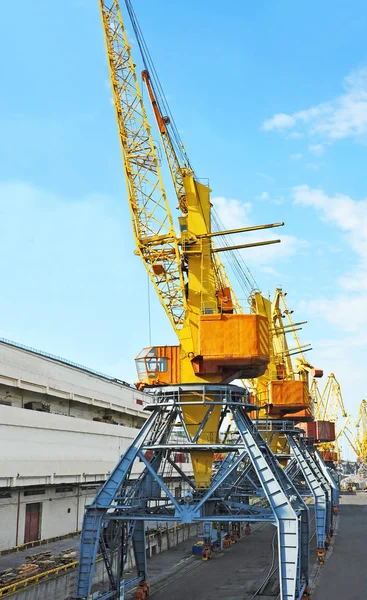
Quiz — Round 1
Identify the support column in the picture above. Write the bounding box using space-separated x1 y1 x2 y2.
287 435 327 564
232 407 309 600
314 449 339 514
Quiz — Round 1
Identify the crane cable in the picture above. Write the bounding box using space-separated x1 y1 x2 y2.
124 0 191 170
212 209 260 298
124 0 259 303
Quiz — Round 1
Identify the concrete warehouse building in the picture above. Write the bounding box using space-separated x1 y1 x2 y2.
0 338 155 551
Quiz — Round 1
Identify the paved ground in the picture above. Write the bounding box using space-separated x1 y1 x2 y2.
0 537 79 571
129 506 317 600
125 524 279 600
311 491 367 600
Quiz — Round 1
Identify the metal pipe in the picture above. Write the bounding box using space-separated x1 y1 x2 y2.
212 239 281 253
199 222 284 239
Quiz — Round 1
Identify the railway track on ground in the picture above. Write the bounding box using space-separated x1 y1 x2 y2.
247 512 316 599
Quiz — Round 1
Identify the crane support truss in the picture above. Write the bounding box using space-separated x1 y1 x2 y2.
257 420 333 563
287 434 332 561
75 384 309 600
100 0 185 328
313 448 340 512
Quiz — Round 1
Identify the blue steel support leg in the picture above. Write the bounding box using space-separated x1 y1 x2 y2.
314 449 339 513
299 441 332 538
132 521 147 579
75 410 160 599
232 407 307 600
287 435 327 559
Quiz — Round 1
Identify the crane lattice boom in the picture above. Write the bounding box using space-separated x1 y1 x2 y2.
100 0 186 328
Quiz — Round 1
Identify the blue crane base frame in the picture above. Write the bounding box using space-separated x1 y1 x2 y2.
75 383 313 600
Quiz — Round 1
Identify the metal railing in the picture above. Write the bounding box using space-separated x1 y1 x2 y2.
0 562 78 597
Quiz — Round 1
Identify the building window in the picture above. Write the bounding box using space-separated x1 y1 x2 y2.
24 489 46 497
0 492 11 499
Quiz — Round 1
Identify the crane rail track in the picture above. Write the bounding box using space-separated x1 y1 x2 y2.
247 512 316 599
147 523 268 599
248 529 278 599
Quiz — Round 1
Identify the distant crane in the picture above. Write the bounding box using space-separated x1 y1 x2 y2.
249 287 322 423
313 374 348 462
344 399 367 464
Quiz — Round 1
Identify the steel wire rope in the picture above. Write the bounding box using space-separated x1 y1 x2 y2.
124 0 261 314
125 0 219 272
124 0 190 170
211 209 260 298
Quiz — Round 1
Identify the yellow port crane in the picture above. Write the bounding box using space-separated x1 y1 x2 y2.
246 288 323 461
249 288 322 421
313 374 348 462
344 399 367 464
356 399 367 462
99 0 283 487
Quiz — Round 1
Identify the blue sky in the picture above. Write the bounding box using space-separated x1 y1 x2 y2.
1 0 366 456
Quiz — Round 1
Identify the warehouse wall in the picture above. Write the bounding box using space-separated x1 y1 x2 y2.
0 481 186 551
0 485 99 550
0 341 147 420
0 406 147 488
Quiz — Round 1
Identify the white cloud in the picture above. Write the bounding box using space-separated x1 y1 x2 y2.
305 163 321 171
304 296 367 333
292 185 367 256
292 184 367 334
262 66 367 143
306 336 366 418
288 131 304 139
212 196 252 230
212 196 303 269
255 191 269 201
262 113 296 131
290 153 303 160
308 143 325 156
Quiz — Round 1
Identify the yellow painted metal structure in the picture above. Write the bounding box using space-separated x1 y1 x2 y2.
313 374 348 462
99 0 282 486
356 399 367 462
344 399 367 464
249 289 316 420
248 289 322 461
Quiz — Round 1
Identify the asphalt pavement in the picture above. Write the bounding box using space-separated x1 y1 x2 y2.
132 524 278 600
311 491 367 600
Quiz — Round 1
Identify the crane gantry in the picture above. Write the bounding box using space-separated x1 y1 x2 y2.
73 3 327 599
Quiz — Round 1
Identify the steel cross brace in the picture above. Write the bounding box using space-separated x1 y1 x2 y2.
75 384 310 600
287 434 329 552
232 407 309 600
313 448 340 512
75 409 162 599
300 441 333 536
